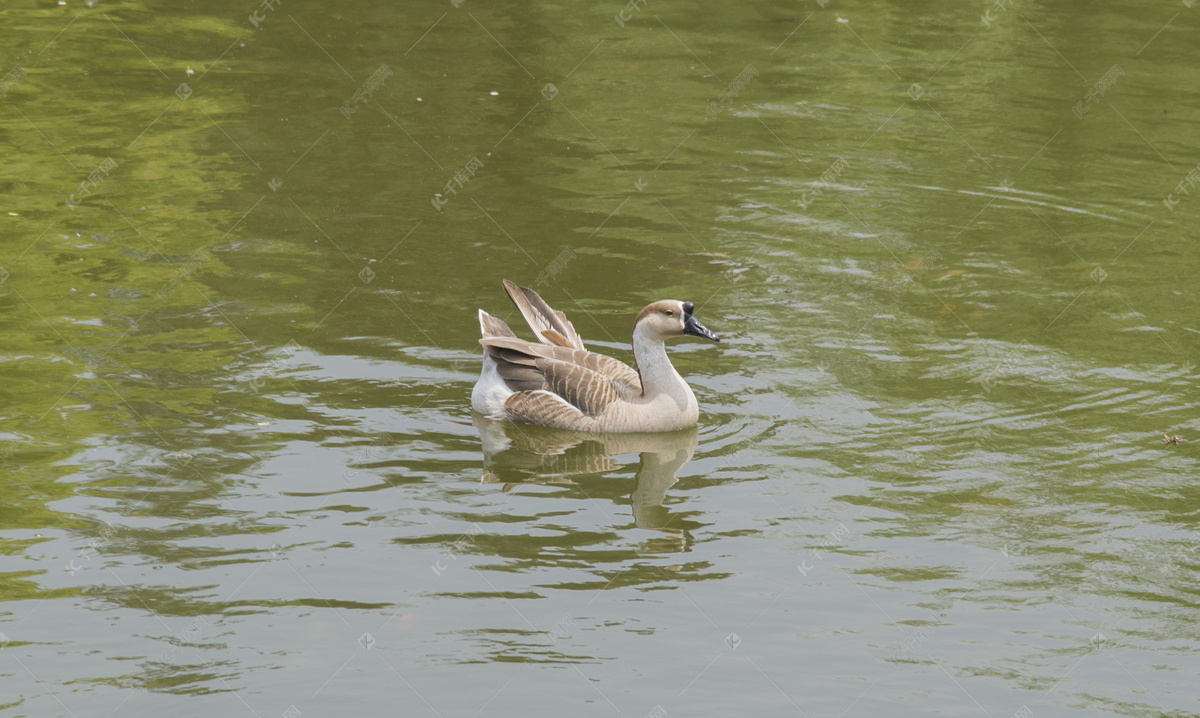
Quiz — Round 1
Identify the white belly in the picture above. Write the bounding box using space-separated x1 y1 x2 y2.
471 354 513 416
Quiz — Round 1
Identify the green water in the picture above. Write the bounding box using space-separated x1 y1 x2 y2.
2 0 1198 715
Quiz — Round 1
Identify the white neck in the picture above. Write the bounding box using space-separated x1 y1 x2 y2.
632 324 689 406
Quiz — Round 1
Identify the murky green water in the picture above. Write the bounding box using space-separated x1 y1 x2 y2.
3 1 1198 715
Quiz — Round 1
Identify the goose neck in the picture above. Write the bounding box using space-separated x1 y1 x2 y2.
632 326 682 397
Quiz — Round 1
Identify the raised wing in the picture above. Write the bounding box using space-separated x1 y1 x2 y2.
502 280 586 351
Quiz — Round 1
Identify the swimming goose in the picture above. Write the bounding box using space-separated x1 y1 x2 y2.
471 280 720 432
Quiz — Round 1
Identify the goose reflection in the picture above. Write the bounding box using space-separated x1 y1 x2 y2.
475 419 701 539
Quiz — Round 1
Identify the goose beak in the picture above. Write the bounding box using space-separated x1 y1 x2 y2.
682 305 719 342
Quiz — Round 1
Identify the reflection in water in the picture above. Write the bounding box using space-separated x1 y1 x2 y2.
476 418 699 539
5 0 1199 714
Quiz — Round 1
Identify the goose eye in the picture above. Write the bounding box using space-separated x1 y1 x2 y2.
665 310 673 316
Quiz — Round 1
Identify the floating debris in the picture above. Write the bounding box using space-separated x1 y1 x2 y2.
1164 434 1185 445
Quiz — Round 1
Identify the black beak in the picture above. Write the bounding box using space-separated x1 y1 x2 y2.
682 301 719 342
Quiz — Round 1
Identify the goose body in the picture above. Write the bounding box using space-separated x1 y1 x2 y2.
471 280 719 432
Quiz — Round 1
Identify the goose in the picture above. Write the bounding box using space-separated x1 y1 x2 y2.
471 280 720 432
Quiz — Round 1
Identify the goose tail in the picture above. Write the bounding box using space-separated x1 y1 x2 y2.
478 309 516 339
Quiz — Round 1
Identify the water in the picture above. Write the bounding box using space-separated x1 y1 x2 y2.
2 1 1198 716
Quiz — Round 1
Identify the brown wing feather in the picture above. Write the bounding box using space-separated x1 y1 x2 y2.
502 280 586 351
539 328 575 348
481 336 641 397
478 309 516 338
539 361 621 416
503 391 590 428
485 343 544 392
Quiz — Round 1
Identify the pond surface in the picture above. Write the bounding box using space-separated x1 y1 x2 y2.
2 1 1199 716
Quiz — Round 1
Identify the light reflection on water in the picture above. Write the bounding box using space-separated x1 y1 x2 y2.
2 1 1199 716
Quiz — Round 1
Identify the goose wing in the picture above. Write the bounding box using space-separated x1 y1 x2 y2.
502 280 586 351
502 390 593 428
486 347 620 417
481 336 641 398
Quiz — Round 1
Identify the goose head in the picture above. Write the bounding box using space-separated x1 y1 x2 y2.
634 300 720 343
